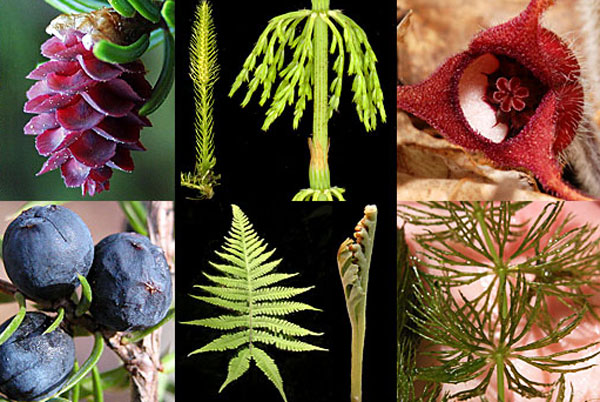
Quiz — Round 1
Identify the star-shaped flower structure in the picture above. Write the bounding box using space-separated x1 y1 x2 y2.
492 77 529 113
397 0 590 200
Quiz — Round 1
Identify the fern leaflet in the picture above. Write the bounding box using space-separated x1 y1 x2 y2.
180 0 221 199
183 204 326 401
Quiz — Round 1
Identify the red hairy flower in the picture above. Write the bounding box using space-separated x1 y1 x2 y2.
24 30 151 196
397 0 589 200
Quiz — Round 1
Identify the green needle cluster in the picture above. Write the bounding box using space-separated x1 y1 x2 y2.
398 202 600 401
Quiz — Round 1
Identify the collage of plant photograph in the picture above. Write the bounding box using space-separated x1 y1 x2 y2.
2 0 600 401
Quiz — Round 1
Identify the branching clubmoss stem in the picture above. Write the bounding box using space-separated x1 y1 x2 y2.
181 1 220 199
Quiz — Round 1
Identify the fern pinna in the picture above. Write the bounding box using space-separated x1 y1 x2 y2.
183 204 325 401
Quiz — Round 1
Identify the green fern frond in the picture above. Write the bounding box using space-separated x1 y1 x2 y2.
190 295 248 312
252 301 320 315
185 204 325 401
190 331 249 354
252 273 299 289
252 330 326 352
181 315 250 330
219 347 251 392
180 0 221 199
183 315 323 337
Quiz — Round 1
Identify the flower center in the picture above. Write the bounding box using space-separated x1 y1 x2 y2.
491 77 529 113
457 54 547 143
483 55 547 139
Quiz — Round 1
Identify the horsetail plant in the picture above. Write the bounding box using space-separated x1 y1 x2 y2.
230 0 386 201
180 0 221 199
337 205 377 402
182 204 326 401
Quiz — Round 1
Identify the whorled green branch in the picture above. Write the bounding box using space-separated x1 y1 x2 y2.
230 7 385 132
400 202 600 401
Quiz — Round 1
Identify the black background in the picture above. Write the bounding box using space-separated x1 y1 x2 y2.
176 202 397 402
175 0 396 204
175 0 397 401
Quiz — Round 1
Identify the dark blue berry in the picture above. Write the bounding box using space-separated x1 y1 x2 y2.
0 312 75 401
89 233 172 331
2 205 94 301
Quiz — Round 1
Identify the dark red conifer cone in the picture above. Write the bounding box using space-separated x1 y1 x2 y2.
24 27 152 196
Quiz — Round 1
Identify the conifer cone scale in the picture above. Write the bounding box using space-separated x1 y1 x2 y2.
24 29 152 196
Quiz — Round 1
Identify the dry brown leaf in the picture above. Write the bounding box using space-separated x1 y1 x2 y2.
397 0 579 84
398 173 559 201
397 111 550 200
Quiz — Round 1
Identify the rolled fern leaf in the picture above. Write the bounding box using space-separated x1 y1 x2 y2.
337 205 377 402
183 204 325 401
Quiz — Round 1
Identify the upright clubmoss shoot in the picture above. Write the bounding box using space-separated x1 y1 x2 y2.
180 0 221 199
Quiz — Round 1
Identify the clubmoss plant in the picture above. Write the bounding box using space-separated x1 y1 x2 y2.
230 0 386 201
180 0 221 199
337 205 377 402
398 202 600 401
182 204 326 401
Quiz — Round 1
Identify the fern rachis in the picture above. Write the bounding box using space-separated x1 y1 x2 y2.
183 205 325 401
337 205 377 402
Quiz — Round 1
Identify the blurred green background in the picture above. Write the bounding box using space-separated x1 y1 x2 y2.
0 1 174 200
